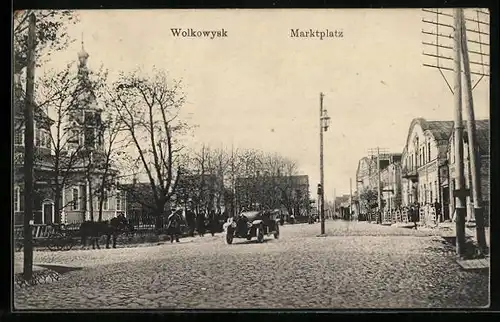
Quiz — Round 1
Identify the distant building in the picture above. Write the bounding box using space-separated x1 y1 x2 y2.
235 174 309 215
355 153 402 215
175 173 223 212
447 119 490 225
380 162 403 212
122 182 167 224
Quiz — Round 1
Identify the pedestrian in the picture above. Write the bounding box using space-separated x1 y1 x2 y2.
196 210 206 237
410 205 418 229
434 199 442 223
186 207 196 237
167 209 182 243
208 209 218 236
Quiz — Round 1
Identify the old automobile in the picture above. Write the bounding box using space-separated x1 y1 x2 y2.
223 210 280 244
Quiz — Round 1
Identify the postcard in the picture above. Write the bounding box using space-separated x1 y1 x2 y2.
12 9 490 310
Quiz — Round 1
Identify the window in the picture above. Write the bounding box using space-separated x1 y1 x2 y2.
85 126 95 148
103 190 109 211
428 142 431 162
14 187 20 212
45 132 51 149
38 129 45 147
116 191 122 211
19 187 24 212
435 181 438 202
14 131 23 145
70 129 79 144
72 187 80 210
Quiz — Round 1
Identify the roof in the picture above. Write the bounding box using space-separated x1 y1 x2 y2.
406 118 455 144
424 120 455 141
449 119 490 155
473 119 490 155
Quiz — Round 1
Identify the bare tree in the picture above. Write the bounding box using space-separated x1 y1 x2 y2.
108 68 188 229
21 63 105 223
95 111 128 222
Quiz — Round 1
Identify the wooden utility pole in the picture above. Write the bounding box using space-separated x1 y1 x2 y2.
319 92 325 235
452 8 467 258
23 13 36 281
459 9 488 253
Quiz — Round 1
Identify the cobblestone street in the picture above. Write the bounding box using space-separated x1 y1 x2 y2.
14 221 489 310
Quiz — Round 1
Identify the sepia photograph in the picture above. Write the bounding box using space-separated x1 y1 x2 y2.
12 9 490 310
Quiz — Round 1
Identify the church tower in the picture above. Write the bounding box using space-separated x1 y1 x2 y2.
67 38 104 156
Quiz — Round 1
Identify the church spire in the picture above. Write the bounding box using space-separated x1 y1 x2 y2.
78 32 89 67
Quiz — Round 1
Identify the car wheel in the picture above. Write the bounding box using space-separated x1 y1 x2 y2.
257 226 264 243
226 230 234 245
274 224 280 239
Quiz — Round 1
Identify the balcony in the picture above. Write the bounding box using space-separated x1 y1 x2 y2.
401 166 418 181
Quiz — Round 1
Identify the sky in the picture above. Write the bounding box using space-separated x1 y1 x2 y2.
38 9 490 200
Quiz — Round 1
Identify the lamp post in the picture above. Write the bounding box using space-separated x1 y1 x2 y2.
319 92 331 235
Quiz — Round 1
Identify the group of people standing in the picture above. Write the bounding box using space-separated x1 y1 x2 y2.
402 199 442 229
184 208 221 237
167 207 222 239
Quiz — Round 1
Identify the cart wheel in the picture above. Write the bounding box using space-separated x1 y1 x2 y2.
47 234 60 252
56 238 67 251
64 238 75 251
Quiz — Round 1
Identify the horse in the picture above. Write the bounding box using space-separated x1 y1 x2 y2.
166 210 184 243
79 214 134 249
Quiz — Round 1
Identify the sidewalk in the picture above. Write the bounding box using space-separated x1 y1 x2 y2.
14 262 48 275
430 222 490 248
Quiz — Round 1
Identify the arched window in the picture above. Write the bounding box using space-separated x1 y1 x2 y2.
72 187 80 210
45 131 52 149
116 191 122 211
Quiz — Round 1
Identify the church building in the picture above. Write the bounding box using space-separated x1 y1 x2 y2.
13 42 125 225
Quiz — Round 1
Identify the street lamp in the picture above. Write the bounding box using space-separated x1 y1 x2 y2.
319 92 330 235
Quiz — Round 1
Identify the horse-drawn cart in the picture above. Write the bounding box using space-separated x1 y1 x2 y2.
14 224 80 252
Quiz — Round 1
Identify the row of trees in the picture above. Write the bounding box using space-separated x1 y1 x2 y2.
167 146 309 217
